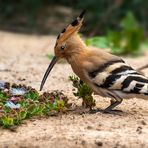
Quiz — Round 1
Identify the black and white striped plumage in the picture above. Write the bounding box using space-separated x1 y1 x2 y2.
88 59 148 95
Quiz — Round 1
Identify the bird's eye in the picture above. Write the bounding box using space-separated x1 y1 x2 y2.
61 45 65 51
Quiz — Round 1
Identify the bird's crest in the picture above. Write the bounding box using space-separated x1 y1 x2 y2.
55 10 85 46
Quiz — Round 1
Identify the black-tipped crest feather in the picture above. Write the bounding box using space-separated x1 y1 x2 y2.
55 10 85 43
61 28 66 33
79 10 86 19
71 10 85 26
71 19 79 26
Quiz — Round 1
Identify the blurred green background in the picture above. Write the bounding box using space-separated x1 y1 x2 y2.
0 0 148 55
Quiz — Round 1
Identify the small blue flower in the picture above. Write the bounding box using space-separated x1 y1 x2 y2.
11 88 27 96
5 101 21 109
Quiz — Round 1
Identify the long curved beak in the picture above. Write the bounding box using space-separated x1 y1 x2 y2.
40 56 58 91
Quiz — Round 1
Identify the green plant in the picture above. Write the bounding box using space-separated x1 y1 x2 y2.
85 12 144 56
0 83 71 129
0 91 9 102
107 12 144 55
69 75 96 110
25 89 39 100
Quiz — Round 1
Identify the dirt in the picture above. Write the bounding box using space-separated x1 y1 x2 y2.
0 31 148 148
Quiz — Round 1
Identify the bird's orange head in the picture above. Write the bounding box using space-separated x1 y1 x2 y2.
40 11 85 90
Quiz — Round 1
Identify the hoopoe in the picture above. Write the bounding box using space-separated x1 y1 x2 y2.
40 11 148 113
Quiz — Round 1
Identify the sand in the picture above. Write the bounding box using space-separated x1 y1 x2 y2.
0 31 148 148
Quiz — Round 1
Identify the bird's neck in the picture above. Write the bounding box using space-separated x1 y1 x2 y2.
65 42 90 81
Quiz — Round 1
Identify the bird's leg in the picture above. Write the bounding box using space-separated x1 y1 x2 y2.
104 98 123 114
89 98 123 114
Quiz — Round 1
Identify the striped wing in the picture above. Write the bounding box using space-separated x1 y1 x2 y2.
89 59 148 95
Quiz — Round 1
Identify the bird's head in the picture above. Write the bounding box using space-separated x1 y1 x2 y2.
40 11 85 91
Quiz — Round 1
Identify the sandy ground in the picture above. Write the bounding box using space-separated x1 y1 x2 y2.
0 31 148 148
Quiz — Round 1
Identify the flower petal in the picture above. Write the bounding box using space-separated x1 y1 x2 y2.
5 101 21 109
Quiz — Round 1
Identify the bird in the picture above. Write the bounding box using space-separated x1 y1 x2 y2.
40 11 148 113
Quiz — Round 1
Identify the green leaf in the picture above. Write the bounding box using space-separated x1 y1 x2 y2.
120 11 139 30
25 91 39 100
18 111 27 120
85 37 109 49
107 31 121 47
1 117 14 128
0 91 8 102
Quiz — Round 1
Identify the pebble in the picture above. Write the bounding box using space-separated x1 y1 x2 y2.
95 139 103 147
